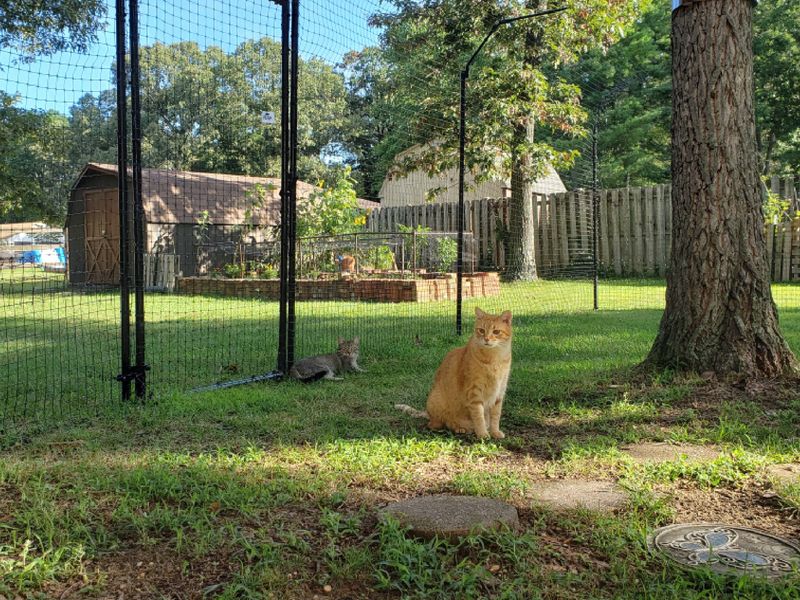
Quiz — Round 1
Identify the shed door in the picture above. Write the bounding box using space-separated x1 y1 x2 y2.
84 190 120 284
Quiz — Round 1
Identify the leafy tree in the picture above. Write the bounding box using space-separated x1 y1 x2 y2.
68 38 349 182
554 5 671 188
0 93 70 223
369 0 650 280
296 167 366 237
339 47 394 199
0 0 106 59
754 0 800 175
558 0 800 184
68 90 117 167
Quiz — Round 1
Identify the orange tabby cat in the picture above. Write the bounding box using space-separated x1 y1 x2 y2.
395 307 512 439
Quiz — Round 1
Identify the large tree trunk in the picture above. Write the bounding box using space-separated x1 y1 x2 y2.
504 117 538 282
645 0 795 377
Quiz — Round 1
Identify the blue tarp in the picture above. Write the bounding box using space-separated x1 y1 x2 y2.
16 247 66 265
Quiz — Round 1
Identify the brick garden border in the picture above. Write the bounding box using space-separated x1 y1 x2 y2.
175 272 500 302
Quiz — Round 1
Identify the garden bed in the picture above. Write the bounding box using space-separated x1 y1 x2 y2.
175 272 500 302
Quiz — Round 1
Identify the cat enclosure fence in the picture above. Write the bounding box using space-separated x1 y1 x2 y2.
1 0 798 428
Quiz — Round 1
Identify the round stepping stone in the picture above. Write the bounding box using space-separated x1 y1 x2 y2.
381 495 519 540
531 480 626 512
622 442 720 464
648 523 800 579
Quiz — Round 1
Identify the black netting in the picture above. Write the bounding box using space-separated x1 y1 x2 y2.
1 0 798 429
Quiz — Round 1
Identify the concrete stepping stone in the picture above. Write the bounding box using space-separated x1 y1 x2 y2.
381 495 519 540
531 480 626 512
622 442 720 464
767 463 800 481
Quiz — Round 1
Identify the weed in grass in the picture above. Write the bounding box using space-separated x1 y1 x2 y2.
373 517 544 600
0 539 86 596
449 470 528 500
629 450 764 488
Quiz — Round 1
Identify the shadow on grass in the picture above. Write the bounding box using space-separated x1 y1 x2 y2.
2 296 800 456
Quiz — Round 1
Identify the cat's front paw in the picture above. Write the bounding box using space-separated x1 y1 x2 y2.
490 430 505 439
475 430 490 440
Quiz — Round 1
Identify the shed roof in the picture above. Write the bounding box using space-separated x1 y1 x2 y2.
75 163 379 226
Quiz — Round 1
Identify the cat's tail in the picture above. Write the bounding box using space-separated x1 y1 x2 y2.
289 368 328 383
394 404 428 419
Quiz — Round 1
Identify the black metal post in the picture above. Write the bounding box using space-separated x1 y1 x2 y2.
277 0 290 374
129 0 148 398
287 0 299 370
592 122 599 311
114 0 131 401
456 6 567 335
456 70 467 336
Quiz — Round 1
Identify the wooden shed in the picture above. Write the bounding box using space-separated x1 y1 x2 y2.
66 163 378 285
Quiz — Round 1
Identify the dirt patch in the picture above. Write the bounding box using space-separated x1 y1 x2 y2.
668 377 800 417
768 463 800 484
0 483 20 525
531 479 627 512
621 442 721 464
664 483 800 543
44 545 235 599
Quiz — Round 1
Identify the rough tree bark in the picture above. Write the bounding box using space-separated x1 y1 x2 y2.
505 119 538 281
644 0 796 377
504 0 541 282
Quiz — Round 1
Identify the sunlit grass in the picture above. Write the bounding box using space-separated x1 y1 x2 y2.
2 273 800 597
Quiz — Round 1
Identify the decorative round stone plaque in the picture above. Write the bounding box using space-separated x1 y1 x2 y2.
648 523 800 578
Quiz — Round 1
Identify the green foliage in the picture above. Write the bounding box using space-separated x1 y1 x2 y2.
0 93 71 223
362 245 396 271
373 518 489 598
360 0 649 191
339 47 393 199
397 225 458 273
557 0 800 185
437 237 457 272
70 38 347 181
222 263 245 279
755 0 800 175
554 5 671 188
297 167 367 237
763 190 796 224
0 0 106 58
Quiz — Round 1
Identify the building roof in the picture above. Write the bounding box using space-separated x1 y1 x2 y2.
378 143 566 206
75 163 379 226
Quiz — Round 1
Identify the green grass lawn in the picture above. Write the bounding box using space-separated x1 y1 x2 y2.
2 270 800 598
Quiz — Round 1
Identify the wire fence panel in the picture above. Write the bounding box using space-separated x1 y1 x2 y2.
1 0 798 430
0 9 122 425
130 0 284 395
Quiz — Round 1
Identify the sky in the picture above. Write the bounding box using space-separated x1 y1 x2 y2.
0 0 388 113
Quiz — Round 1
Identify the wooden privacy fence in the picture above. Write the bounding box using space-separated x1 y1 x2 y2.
367 183 800 282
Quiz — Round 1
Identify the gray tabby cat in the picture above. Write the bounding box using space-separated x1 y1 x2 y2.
289 337 364 381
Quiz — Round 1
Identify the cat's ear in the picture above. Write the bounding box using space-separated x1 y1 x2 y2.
500 310 512 324
353 336 360 344
338 337 345 344
475 307 486 318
